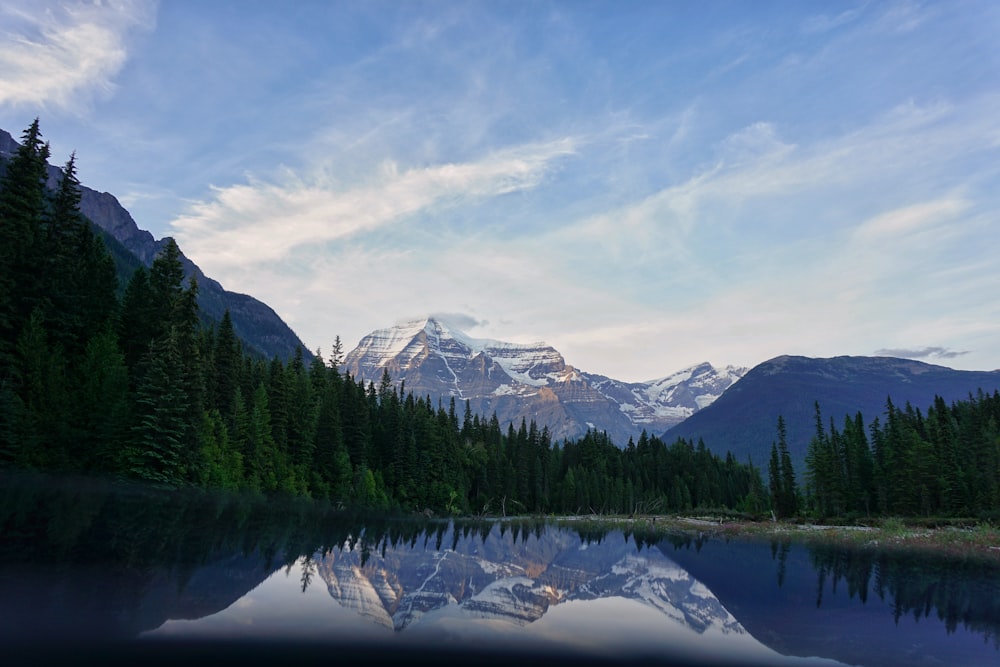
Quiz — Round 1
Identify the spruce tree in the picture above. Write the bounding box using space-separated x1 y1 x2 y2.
777 415 798 517
210 310 239 417
0 119 50 368
74 327 130 473
117 266 157 374
128 331 189 485
768 442 781 516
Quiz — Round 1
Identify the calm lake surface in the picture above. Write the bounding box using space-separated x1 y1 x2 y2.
2 473 998 666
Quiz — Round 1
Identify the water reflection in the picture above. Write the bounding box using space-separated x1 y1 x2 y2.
142 525 821 666
2 472 999 667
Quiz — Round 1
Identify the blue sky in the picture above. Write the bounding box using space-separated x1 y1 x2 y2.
1 0 998 381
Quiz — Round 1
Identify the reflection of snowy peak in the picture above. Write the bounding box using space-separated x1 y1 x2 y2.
341 316 746 445
313 525 745 638
584 554 744 635
319 558 400 629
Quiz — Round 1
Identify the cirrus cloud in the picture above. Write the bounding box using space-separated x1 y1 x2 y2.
0 0 156 111
171 138 577 267
874 346 970 360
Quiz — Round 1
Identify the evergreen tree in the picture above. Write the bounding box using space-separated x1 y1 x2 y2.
127 332 189 485
73 327 130 472
768 442 782 516
10 309 70 468
0 119 50 368
210 310 240 418
117 266 157 374
774 415 798 517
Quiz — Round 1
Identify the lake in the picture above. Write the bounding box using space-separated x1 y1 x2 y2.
2 472 998 666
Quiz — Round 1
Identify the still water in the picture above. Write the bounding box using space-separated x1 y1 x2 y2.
2 473 998 666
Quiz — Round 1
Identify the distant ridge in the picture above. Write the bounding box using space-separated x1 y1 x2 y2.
663 354 1000 472
0 127 309 361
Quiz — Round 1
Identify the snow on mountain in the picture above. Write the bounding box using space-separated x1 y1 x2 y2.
344 316 570 393
585 362 749 429
341 316 746 445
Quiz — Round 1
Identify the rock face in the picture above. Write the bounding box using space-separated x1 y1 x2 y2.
342 316 746 445
0 127 309 362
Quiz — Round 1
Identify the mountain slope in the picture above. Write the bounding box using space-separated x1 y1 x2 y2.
0 127 308 361
663 354 1000 473
342 316 745 445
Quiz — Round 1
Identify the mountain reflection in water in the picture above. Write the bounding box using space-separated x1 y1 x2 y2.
2 473 998 667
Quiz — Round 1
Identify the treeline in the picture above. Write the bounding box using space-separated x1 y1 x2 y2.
0 120 766 515
771 393 1000 519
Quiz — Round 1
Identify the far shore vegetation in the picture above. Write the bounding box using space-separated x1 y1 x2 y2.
546 512 1000 562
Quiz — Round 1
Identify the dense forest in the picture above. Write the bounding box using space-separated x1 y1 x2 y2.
795 394 1000 520
1 120 998 520
0 120 766 516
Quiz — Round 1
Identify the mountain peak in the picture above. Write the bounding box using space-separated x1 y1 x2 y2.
342 319 745 445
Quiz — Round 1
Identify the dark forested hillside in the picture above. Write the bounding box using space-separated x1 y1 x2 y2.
0 126 309 362
665 354 1000 475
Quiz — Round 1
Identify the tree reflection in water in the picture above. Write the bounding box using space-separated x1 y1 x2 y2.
2 471 999 667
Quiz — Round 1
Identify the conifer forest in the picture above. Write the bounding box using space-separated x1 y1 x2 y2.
2 121 999 520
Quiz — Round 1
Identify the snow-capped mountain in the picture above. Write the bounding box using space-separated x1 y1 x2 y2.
341 316 746 445
582 362 748 432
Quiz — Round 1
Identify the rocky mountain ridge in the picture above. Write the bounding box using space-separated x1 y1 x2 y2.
342 316 746 445
0 127 308 361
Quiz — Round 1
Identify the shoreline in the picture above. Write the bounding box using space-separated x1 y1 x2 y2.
548 514 1000 561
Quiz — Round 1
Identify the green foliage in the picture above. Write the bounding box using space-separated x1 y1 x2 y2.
803 393 1000 519
4 120 999 522
127 332 189 485
0 119 50 366
769 415 799 518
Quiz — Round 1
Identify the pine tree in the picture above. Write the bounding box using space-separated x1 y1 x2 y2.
11 309 70 468
73 327 130 473
127 331 189 485
248 381 281 492
117 266 157 374
0 119 50 368
768 441 781 516
210 310 240 418
314 375 350 499
285 347 316 471
806 402 836 516
777 415 798 517
329 335 344 367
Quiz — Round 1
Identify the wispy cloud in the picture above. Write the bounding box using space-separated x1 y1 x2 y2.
0 0 155 111
853 198 969 242
801 4 869 34
874 346 970 360
171 138 577 266
874 1 930 34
